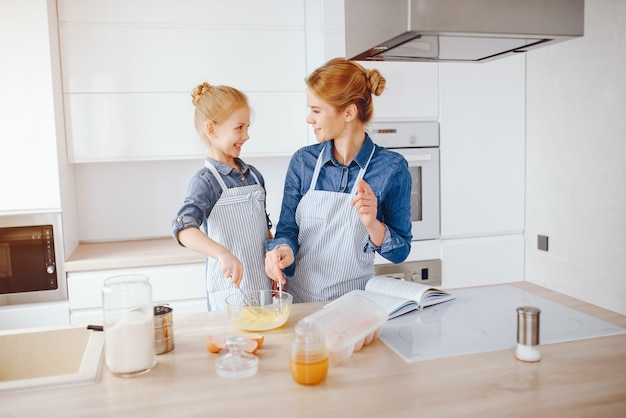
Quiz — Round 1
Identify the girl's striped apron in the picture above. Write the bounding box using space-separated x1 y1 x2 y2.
203 161 272 310
290 143 376 303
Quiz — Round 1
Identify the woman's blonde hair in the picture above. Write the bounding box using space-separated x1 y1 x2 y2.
191 82 249 142
305 57 385 123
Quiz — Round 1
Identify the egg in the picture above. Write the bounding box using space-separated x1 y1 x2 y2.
205 334 261 354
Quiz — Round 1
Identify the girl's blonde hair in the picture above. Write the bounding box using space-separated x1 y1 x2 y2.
191 82 249 142
305 57 385 123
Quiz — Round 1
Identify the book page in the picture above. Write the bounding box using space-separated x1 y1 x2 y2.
330 289 418 318
365 276 432 303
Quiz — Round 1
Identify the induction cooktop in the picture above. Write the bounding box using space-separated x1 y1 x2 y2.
379 285 626 362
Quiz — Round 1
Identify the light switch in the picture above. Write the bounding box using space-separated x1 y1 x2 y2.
538 235 549 251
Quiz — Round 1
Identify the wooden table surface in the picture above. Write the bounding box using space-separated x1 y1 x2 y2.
3 282 626 417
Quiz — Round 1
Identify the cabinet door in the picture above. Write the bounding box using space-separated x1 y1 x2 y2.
441 235 524 288
439 55 525 237
361 62 439 121
58 0 309 161
0 0 61 211
67 264 207 323
314 0 439 121
0 302 70 331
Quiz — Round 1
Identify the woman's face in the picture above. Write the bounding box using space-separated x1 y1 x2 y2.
306 89 345 142
209 106 251 160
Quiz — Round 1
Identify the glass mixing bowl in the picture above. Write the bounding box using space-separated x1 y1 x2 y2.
225 290 293 331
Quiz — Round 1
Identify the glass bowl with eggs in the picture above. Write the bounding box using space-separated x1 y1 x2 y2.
225 290 293 331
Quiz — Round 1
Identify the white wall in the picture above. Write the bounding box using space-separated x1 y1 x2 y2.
73 156 290 241
525 0 626 315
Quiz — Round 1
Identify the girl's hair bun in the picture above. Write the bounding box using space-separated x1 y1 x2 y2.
191 82 213 106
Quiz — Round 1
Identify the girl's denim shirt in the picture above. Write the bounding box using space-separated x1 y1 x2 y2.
172 158 271 243
266 135 412 277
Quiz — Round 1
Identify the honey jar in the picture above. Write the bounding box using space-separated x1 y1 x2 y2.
290 320 329 385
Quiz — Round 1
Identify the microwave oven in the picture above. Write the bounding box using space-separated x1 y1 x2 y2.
0 213 67 305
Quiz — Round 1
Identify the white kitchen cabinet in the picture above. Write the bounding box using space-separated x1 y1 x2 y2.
441 235 524 288
438 54 526 287
315 0 439 121
67 263 207 324
0 0 63 212
0 301 70 331
58 0 310 162
362 62 439 121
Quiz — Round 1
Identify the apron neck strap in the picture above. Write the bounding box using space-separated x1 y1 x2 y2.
205 160 261 189
309 142 376 195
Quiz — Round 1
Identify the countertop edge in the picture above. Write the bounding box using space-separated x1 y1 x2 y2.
65 237 206 273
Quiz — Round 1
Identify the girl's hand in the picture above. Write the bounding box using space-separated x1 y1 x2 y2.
218 252 244 287
265 247 293 286
351 179 378 228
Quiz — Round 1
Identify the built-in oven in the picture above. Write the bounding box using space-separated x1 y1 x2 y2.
369 121 442 287
0 212 67 305
368 121 440 241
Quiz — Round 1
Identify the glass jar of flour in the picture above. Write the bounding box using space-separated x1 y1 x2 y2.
103 274 156 377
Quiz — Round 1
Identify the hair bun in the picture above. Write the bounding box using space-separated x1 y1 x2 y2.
366 69 386 96
191 82 213 106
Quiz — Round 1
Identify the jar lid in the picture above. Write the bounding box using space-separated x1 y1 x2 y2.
215 336 258 379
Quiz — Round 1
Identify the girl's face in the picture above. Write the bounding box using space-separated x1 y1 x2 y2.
306 89 346 142
208 107 251 162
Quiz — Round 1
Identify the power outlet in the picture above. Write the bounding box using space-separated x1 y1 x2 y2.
538 235 549 251
374 260 442 287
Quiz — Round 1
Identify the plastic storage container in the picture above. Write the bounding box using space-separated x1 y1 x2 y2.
303 294 388 365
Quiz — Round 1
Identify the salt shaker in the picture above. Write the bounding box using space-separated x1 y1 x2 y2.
290 320 329 385
102 274 156 377
515 306 541 362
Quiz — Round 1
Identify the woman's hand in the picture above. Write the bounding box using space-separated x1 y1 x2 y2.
351 179 378 228
265 246 294 286
218 252 244 287
351 179 386 247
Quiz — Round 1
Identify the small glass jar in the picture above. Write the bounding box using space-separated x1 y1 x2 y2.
215 336 259 379
290 320 329 385
102 274 156 377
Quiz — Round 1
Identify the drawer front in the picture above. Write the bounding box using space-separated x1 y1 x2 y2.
68 264 206 310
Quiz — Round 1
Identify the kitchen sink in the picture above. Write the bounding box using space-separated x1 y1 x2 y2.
0 325 104 394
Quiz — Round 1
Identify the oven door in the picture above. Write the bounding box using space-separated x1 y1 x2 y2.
399 147 440 241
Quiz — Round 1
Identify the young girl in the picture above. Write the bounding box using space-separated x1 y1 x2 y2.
172 82 273 310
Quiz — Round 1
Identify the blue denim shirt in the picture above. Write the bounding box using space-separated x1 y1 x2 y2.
266 134 412 277
172 158 272 244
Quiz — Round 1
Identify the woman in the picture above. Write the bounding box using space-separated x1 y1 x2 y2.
265 58 412 303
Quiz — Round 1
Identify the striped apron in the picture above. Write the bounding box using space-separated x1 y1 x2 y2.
290 143 376 303
203 161 272 310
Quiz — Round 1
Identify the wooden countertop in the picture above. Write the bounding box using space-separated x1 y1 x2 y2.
4 282 626 417
65 237 205 272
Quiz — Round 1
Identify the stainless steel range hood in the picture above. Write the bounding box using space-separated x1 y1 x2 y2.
345 0 584 63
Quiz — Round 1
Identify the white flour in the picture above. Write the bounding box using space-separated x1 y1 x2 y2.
105 310 155 374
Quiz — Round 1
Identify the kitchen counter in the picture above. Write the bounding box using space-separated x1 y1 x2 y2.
65 237 204 272
3 282 626 417
64 237 412 273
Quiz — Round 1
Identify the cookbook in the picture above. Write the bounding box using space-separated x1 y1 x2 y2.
335 276 455 319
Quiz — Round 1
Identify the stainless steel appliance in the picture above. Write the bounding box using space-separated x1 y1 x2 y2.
0 213 67 305
368 121 439 241
345 0 584 63
369 121 442 287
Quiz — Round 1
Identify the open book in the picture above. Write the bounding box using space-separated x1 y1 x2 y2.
335 276 455 319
